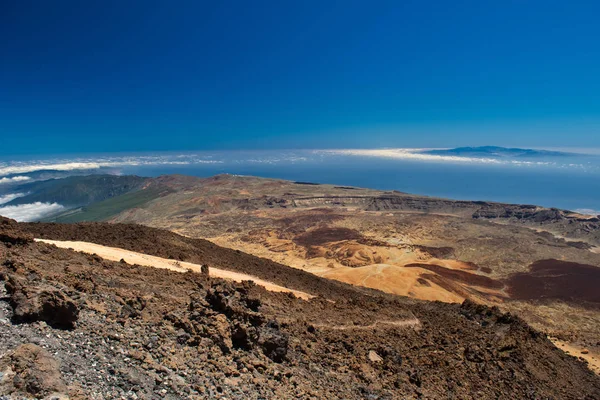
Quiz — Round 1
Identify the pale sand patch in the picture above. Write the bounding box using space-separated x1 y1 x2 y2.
550 338 600 375
319 263 465 303
208 235 503 303
35 238 313 300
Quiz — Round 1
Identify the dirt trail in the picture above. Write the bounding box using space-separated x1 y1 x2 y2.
35 238 313 300
551 338 600 375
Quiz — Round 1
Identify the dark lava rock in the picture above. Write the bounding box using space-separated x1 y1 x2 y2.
201 264 209 276
0 217 32 246
5 276 79 329
258 321 289 362
5 219 600 399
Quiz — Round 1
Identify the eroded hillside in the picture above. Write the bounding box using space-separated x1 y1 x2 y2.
2 217 600 399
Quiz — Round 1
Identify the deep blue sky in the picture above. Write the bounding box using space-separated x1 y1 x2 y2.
1 1 599 155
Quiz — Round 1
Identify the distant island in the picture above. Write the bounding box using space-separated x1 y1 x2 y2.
421 146 572 158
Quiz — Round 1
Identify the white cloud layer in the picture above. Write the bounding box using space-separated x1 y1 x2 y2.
0 148 592 180
0 156 222 177
0 193 27 205
0 202 65 222
0 176 31 184
315 149 553 166
0 162 105 176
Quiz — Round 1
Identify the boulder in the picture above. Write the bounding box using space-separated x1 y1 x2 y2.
201 264 209 276
0 217 33 245
258 322 289 363
0 343 67 397
6 276 79 329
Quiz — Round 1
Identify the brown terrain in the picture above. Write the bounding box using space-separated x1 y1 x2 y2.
53 173 598 368
2 217 600 399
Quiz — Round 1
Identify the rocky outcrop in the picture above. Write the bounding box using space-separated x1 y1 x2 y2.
166 280 289 362
473 204 556 221
0 343 67 398
4 275 79 329
473 203 600 223
0 217 32 246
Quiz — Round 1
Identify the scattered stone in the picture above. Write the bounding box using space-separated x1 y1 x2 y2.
45 393 71 400
0 217 33 246
0 220 596 399
368 350 383 363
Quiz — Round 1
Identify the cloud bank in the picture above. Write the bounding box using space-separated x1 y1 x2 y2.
0 176 31 184
0 148 593 182
315 149 554 166
0 193 27 205
0 202 65 222
0 162 105 176
0 155 221 177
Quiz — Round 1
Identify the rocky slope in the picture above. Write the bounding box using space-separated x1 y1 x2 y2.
76 175 598 353
1 217 600 399
19 174 599 367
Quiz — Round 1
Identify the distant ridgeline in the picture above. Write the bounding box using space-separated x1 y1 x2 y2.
420 146 571 158
0 174 165 223
5 175 149 208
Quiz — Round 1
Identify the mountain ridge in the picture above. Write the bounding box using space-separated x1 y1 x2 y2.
421 146 572 158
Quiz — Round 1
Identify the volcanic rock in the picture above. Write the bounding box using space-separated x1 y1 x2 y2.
5 275 79 329
0 343 67 397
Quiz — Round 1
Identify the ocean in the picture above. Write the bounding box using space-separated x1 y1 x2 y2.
1 148 600 215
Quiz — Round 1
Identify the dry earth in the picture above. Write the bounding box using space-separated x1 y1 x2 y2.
3 217 600 399
79 174 600 363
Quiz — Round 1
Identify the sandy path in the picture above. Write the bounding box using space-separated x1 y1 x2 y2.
550 338 600 375
35 238 313 300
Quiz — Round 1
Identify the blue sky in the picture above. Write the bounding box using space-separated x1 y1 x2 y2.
1 0 599 155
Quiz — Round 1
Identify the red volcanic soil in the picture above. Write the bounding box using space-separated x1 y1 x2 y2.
405 263 504 290
506 259 600 306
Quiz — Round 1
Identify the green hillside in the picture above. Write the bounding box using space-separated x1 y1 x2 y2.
8 175 148 208
45 187 164 223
